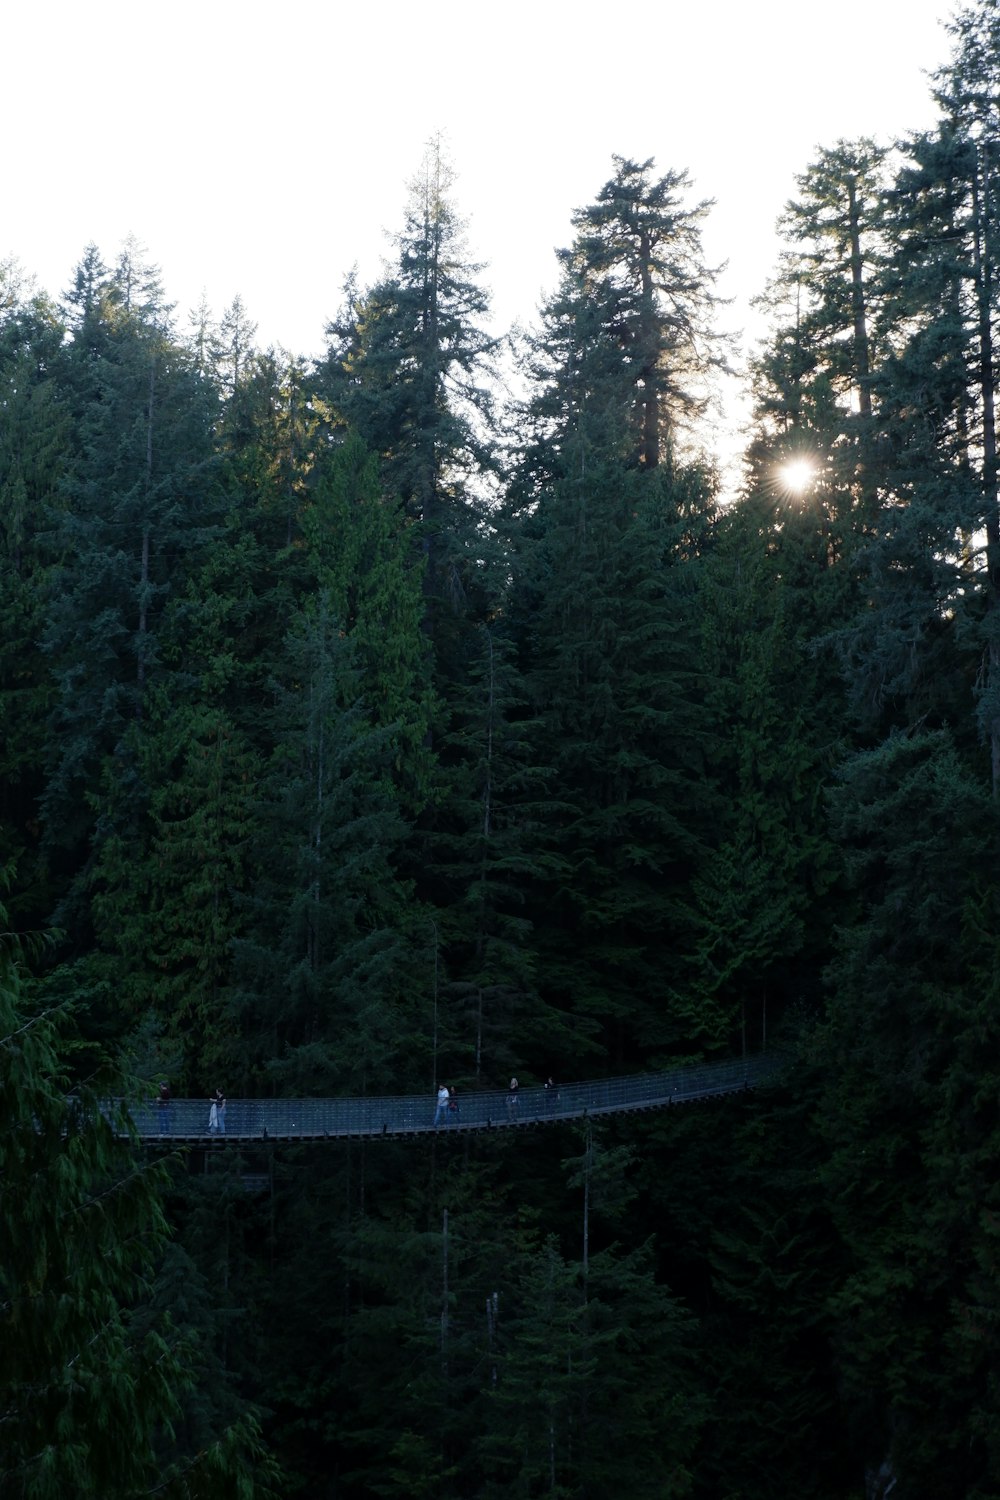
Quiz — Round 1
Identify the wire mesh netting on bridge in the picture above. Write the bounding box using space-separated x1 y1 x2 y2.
123 1053 781 1142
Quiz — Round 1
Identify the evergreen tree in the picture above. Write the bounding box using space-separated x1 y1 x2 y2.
930 2 1000 788
814 730 1000 1495
423 616 554 1089
744 124 981 751
507 159 727 1069
0 907 270 1498
771 141 888 427
514 457 720 1067
230 592 421 1093
323 138 495 522
43 242 222 935
301 433 437 814
319 145 529 1088
96 684 259 1077
561 155 728 466
744 138 892 577
0 263 68 924
319 138 497 698
211 293 258 400
686 493 843 1046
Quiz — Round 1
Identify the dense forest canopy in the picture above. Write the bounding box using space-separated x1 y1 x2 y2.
5 6 1000 1497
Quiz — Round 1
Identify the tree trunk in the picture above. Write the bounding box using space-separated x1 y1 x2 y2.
846 175 873 419
638 227 660 468
971 154 1000 792
137 359 155 714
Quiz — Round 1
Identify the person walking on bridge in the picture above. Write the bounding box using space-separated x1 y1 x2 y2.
507 1077 519 1119
434 1084 450 1126
209 1088 226 1135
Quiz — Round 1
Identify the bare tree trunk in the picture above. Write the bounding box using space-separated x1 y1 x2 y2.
582 1124 591 1297
846 175 873 419
971 157 1000 793
486 1291 498 1386
638 227 660 468
137 359 155 715
430 920 439 1092
441 1207 449 1378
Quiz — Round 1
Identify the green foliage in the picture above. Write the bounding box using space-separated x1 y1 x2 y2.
0 914 271 1498
511 454 722 1066
43 244 222 911
82 693 259 1074
0 270 67 923
318 139 497 718
229 593 423 1092
302 432 437 812
423 616 554 1088
686 493 844 1043
812 730 1000 1493
321 139 496 528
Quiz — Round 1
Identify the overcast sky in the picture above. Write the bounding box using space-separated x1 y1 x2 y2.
7 0 956 474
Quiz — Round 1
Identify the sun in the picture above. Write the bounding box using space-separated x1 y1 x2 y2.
777 458 816 495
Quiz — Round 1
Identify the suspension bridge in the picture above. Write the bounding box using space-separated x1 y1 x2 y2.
126 1053 779 1143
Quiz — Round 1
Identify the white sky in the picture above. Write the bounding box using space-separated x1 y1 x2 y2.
7 0 955 481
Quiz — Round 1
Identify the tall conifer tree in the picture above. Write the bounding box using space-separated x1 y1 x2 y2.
44 243 221 934
508 157 725 1070
0 265 67 924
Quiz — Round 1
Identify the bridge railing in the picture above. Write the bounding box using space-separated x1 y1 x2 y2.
120 1054 778 1141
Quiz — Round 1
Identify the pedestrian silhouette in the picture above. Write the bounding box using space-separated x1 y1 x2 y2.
209 1088 226 1135
507 1077 519 1119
